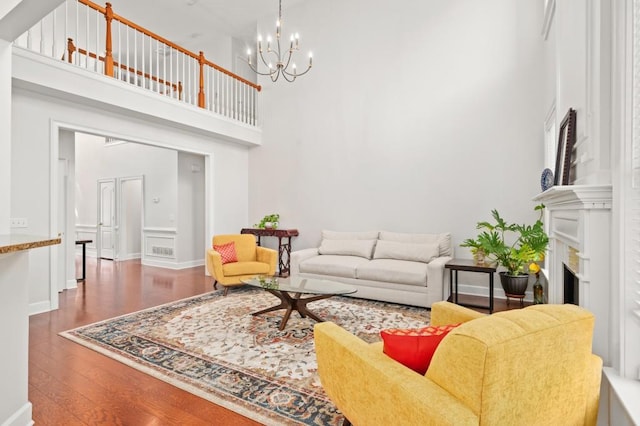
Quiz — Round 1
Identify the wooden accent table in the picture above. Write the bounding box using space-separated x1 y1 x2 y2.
240 228 299 277
445 258 497 313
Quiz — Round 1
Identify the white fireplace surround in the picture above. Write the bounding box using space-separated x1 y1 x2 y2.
534 184 612 364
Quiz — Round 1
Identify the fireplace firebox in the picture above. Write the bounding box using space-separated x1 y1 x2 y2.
563 264 579 305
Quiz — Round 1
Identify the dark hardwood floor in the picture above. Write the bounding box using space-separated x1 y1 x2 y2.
29 258 525 425
29 258 261 426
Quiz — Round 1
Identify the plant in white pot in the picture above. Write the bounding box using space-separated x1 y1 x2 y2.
255 213 280 229
461 204 548 301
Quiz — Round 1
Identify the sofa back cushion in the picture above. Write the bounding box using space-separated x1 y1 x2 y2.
319 239 376 259
373 240 439 263
425 304 596 425
379 231 452 257
322 230 380 240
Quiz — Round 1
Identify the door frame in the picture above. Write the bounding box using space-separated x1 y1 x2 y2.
49 120 215 312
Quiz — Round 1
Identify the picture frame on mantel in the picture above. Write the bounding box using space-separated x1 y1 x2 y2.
553 108 577 186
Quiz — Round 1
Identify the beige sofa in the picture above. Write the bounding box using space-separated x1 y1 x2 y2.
290 230 452 308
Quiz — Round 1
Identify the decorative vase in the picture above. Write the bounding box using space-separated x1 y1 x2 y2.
533 279 544 304
499 272 529 296
473 249 486 265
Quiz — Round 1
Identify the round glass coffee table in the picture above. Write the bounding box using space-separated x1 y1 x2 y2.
242 276 357 330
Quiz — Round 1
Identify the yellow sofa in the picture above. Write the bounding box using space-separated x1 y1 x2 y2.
314 301 602 426
205 234 277 295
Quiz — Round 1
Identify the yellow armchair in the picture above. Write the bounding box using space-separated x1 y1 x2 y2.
315 301 602 426
206 234 277 295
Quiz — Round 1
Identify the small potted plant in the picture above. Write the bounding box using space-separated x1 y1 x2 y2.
461 204 548 299
255 213 280 229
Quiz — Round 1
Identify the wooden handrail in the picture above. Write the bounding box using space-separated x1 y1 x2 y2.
78 0 261 91
202 57 262 92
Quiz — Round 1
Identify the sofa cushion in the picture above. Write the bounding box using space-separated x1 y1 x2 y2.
381 324 459 374
322 230 379 240
319 239 377 259
356 259 428 286
299 255 369 279
380 231 452 257
222 261 271 276
373 240 439 263
213 241 238 264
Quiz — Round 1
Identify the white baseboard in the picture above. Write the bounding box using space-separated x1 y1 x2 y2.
66 278 78 290
176 259 205 269
28 301 52 316
141 258 204 270
1 402 33 426
117 253 142 261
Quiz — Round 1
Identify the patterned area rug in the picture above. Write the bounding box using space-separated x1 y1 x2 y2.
60 287 430 425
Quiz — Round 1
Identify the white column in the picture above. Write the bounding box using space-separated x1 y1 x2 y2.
0 251 32 425
0 39 11 234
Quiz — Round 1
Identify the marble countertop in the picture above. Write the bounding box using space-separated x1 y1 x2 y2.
0 234 62 254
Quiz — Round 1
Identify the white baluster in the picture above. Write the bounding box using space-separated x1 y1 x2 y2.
85 5 88 70
156 39 160 93
39 20 44 54
52 8 56 57
117 21 121 80
95 8 99 72
133 29 137 86
74 0 78 65
169 47 173 98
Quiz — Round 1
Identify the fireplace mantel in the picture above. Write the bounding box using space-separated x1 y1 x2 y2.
533 184 612 363
533 184 612 209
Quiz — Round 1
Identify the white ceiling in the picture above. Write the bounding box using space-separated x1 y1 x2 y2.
106 0 305 52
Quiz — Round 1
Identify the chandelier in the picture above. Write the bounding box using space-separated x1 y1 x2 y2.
247 0 313 82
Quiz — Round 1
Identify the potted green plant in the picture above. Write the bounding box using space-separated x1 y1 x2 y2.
255 213 280 229
461 204 548 298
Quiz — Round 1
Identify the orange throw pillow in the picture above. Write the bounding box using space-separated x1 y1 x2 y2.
213 241 238 264
380 324 459 374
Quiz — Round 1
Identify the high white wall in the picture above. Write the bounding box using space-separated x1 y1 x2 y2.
11 86 250 310
250 0 546 254
75 134 179 230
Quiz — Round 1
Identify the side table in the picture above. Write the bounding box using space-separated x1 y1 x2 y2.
444 258 496 313
240 228 299 277
75 239 93 282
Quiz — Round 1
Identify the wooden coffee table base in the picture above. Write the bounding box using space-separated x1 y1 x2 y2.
252 289 334 330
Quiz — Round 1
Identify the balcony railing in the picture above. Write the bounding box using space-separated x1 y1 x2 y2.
14 0 261 127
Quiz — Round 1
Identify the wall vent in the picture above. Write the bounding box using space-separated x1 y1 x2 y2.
151 246 174 256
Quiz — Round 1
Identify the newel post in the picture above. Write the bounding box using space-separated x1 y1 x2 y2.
198 51 205 108
66 38 76 63
104 2 114 77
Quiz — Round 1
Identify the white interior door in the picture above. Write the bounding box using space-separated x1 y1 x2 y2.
98 179 116 260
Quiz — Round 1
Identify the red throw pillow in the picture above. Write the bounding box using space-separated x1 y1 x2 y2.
213 241 238 264
380 324 459 375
